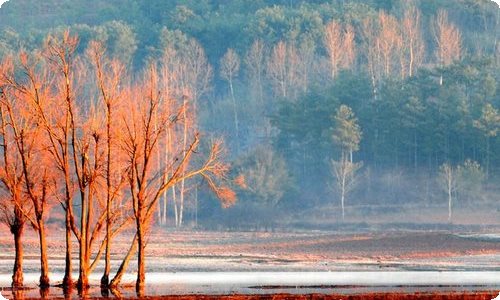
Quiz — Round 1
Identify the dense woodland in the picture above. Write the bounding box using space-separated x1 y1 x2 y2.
0 0 499 291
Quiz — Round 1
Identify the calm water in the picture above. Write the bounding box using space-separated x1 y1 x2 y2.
0 271 499 299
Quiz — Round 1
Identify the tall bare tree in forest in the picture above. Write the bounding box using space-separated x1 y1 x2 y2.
341 25 356 71
401 6 425 78
268 41 288 98
267 41 301 100
324 21 342 80
179 39 212 110
324 21 356 79
433 10 461 85
159 47 180 226
331 105 362 221
176 39 212 227
245 39 266 105
378 12 402 77
361 17 381 98
220 48 241 153
296 39 315 94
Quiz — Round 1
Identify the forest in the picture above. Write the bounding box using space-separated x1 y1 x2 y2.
0 0 499 294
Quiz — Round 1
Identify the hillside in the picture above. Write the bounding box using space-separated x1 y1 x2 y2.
0 0 499 227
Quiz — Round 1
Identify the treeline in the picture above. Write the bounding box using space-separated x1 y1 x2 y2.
0 32 238 293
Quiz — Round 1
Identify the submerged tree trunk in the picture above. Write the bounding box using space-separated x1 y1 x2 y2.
11 207 24 287
136 220 146 295
63 178 73 288
109 234 138 287
78 190 89 291
102 102 113 286
38 219 50 288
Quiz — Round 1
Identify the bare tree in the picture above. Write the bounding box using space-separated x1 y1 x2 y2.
266 41 302 100
176 39 213 227
245 39 266 105
331 159 362 221
40 32 80 287
438 163 456 222
1 54 54 288
115 65 235 294
341 24 356 71
220 48 241 153
324 21 356 79
267 41 288 98
378 12 402 77
87 41 128 288
361 17 381 98
0 62 27 287
433 10 461 84
401 6 425 78
45 33 130 292
324 21 343 79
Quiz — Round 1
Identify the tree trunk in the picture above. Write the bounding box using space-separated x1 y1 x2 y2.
195 186 198 228
11 209 24 287
341 179 345 221
109 233 137 287
414 130 418 172
162 191 168 225
12 288 25 300
157 198 162 225
257 72 263 106
63 211 72 287
162 128 172 225
101 194 111 287
136 221 145 295
229 78 240 154
62 169 73 287
179 185 184 227
38 219 50 288
178 95 189 228
78 189 89 291
341 161 346 221
173 185 179 227
409 48 414 78
486 136 490 180
448 183 452 223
